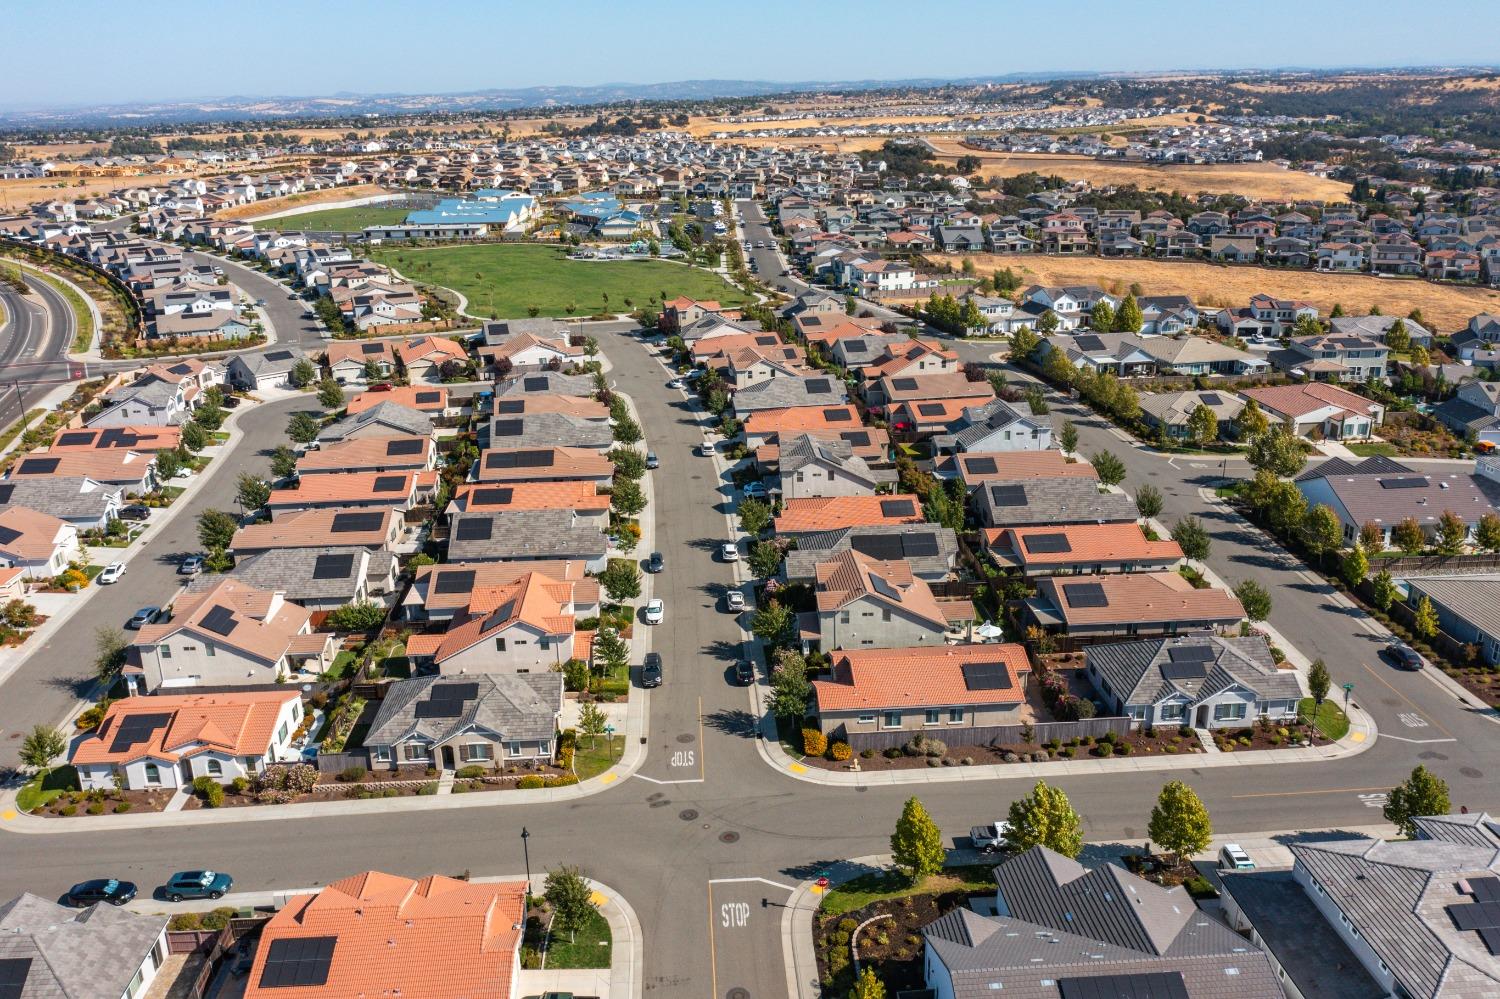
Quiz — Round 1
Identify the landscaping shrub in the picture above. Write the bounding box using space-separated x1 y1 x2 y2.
923 738 948 758
860 748 875 759
1094 742 1114 757
338 766 367 783
417 783 439 795
883 747 903 759
59 804 77 816
254 763 318 795
310 691 329 710
201 907 237 930
169 913 203 931
802 728 827 756
1117 742 1133 756
926 757 940 767
456 765 486 780
230 777 249 795
543 773 579 787
961 756 974 765
517 775 545 790
114 801 131 813
828 742 852 762
256 789 293 804
86 802 104 815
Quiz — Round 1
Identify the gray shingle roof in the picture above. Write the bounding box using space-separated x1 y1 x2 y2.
0 477 119 521
492 371 596 398
364 672 562 747
1085 634 1301 710
939 399 1047 451
1295 458 1500 528
191 546 374 602
784 523 958 582
234 345 308 376
320 401 434 441
1413 812 1500 849
486 411 612 450
973 477 1138 528
732 375 847 413
447 509 608 563
0 892 167 999
1404 576 1500 646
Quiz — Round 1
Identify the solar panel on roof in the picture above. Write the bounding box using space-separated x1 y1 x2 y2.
434 681 479 701
880 499 916 517
1023 532 1072 554
331 511 385 533
1471 876 1500 903
1073 335 1106 352
891 377 919 391
263 350 294 362
385 438 423 456
1379 476 1429 489
516 450 555 468
840 431 870 446
1166 645 1215 664
868 573 902 601
989 484 1027 506
964 456 998 475
1200 393 1223 406
497 400 526 414
372 474 406 492
17 457 59 475
917 403 947 417
360 342 384 354
492 419 524 437
415 391 441 404
56 431 93 446
903 533 940 557
312 553 356 580
523 376 549 391
1480 926 1500 956
0 485 14 504
454 517 494 542
472 487 514 506
1450 901 1500 931
259 935 336 989
1058 971 1189 999
433 569 476 595
0 957 33 999
851 534 903 560
1062 581 1108 609
108 712 172 754
961 661 1014 691
823 409 853 422
200 605 238 636
0 526 20 546
414 699 463 719
805 378 831 394
1160 661 1209 682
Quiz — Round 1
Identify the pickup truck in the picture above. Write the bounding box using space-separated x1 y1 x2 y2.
970 820 1011 853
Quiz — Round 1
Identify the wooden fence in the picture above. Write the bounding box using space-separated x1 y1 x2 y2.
835 716 1131 753
313 749 372 774
1372 553 1500 576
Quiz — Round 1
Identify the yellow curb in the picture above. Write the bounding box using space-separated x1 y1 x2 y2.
590 891 608 907
809 885 824 895
1 810 15 821
788 763 807 774
1349 732 1366 743
599 773 618 785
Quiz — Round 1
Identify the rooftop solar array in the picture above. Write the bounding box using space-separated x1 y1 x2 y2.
496 400 526 414
492 419 524 438
1062 582 1109 609
989 484 1027 507
56 431 93 446
200 605 238 636
1166 645 1215 664
840 431 871 446
259 935 336 989
415 391 442 404
360 342 384 354
0 957 33 999
1022 532 1072 554
917 403 947 417
1057 971 1189 999
0 525 21 546
385 438 424 456
454 517 494 542
1200 393 1224 406
312 553 356 580
1379 477 1429 489
487 450 556 469
964 456 998 475
263 350 295 362
472 487 515 506
879 499 916 518
1470 876 1500 903
16 457 59 475
523 376 549 391
331 511 385 533
1073 335 1106 352
805 378 831 394
1160 661 1209 682
891 377 919 391
433 569 476 595
372 475 407 493
961 661 1014 691
823 409 853 422
868 573 902 601
1449 901 1500 931
108 712 173 754
0 485 15 505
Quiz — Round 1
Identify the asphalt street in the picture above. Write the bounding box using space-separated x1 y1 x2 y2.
0 271 81 410
0 212 1497 999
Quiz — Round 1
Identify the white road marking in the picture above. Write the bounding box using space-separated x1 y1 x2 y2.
631 773 705 785
1358 792 1389 809
707 876 796 891
1378 734 1457 744
1398 712 1429 728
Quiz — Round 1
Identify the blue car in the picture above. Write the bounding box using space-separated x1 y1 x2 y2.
161 870 233 902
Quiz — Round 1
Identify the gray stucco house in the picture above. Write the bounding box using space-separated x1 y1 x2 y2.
363 672 563 771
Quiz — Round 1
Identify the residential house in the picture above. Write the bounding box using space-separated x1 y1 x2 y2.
485 410 613 452
930 398 1053 454
1435 380 1500 447
448 480 610 527
1273 333 1389 383
8 448 157 494
812 548 971 651
48 425 181 453
0 893 169 999
318 401 435 443
326 339 397 384
972 477 1138 529
1400 575 1500 665
201 546 397 613
1293 455 1500 547
226 347 311 391
398 335 468 383
231 507 404 556
474 447 615 486
266 469 431 516
1329 314 1434 348
1239 383 1385 440
1025 572 1245 644
0 476 123 531
774 494 926 536
783 524 959 584
934 450 1099 489
984 523 1183 577
403 569 584 673
1138 389 1246 441
401 560 598 625
732 375 848 418
347 385 449 418
295 435 436 475
446 509 609 572
0 505 80 579
364 673 562 769
776 433 882 499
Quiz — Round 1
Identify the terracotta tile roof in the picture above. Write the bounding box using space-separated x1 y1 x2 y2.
0 506 70 561
347 385 448 415
232 507 399 552
690 331 786 363
985 523 1183 567
1240 382 1379 420
295 435 433 474
475 446 614 483
73 690 299 767
268 470 420 509
421 572 578 663
135 577 315 666
939 450 1099 482
325 339 395 367
799 316 888 347
397 334 467 368
892 397 995 429
451 480 607 515
414 561 593 615
744 404 863 437
1035 571 1245 627
48 425 181 452
480 332 583 363
878 371 990 404
859 340 958 379
243 872 526 999
814 644 1031 711
9 449 154 484
776 494 925 534
815 548 950 628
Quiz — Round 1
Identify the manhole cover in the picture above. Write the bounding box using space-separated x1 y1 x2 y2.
679 809 699 821
719 831 740 844
676 733 696 744
649 798 672 808
1462 767 1485 779
727 989 750 999
1419 751 1449 761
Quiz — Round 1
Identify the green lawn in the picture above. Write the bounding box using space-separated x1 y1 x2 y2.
17 767 78 812
253 205 410 232
1299 697 1350 740
1345 441 1400 458
820 865 996 917
573 735 625 781
322 650 357 681
541 907 612 969
370 243 752 320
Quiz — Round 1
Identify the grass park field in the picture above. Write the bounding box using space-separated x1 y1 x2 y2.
371 243 752 319
250 204 410 231
939 252 1500 330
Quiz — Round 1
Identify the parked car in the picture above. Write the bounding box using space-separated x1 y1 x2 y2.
646 551 664 574
725 590 745 613
1218 844 1255 871
1387 640 1425 670
742 481 767 499
970 820 1012 854
125 607 162 630
697 442 716 457
178 555 204 576
161 870 233 902
720 542 740 562
64 878 137 907
643 599 665 625
97 563 126 584
641 652 663 688
733 659 755 686
118 505 151 522
645 451 659 469
666 379 682 389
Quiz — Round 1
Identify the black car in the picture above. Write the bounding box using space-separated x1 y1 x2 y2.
118 505 151 522
641 652 663 688
1388 641 1425 670
734 660 755 686
646 551 664 573
65 878 137 907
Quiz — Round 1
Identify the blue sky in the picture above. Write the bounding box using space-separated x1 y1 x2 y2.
4 0 1500 109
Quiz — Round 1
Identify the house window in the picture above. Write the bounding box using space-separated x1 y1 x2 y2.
1159 703 1186 721
507 742 524 757
373 747 392 763
277 722 289 743
403 744 429 762
857 714 876 725
464 744 493 762
949 708 965 724
539 637 550 651
204 642 215 658
1214 702 1248 722
143 763 160 785
159 645 171 659
495 637 507 652
882 711 902 729
840 611 850 624
206 759 223 777
924 709 941 726
882 609 892 622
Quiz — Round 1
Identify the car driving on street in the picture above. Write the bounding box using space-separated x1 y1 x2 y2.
160 870 233 902
97 563 126 584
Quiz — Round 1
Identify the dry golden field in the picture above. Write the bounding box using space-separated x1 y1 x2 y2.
216 184 394 220
938 253 1500 331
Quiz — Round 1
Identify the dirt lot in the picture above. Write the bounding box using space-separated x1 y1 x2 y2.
937 253 1500 330
216 184 394 220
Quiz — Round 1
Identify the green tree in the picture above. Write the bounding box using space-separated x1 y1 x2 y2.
94 626 127 681
1341 543 1370 588
197 509 238 551
1436 510 1469 556
317 377 345 410
1187 403 1219 447
1385 318 1410 353
1135 483 1163 520
1148 780 1213 866
1172 516 1211 564
749 540 783 578
1088 300 1115 332
890 796 945 884
1360 521 1386 553
154 448 184 480
1234 579 1272 622
598 559 642 603
1383 766 1451 838
1059 420 1078 455
270 445 298 479
181 420 209 452
287 411 320 444
1091 450 1126 486
18 725 66 772
324 601 388 631
1036 310 1060 335
289 358 318 388
592 628 630 676
1003 780 1084 859
752 599 795 650
1009 326 1041 360
608 448 646 480
1392 517 1426 556
236 473 271 511
1302 504 1344 566
578 702 608 746
1410 344 1431 367
1246 427 1307 477
1412 595 1440 641
193 400 226 431
1330 302 1346 318
542 866 595 942
1308 658 1332 707
1371 570 1398 612
738 497 773 536
767 648 811 721
1233 398 1269 440
1112 294 1143 333
1477 512 1500 553
849 967 886 999
613 415 643 445
610 479 647 517
362 359 384 383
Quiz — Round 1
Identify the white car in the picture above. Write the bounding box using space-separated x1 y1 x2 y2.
1218 844 1255 870
720 543 740 562
98 562 127 584
697 442 716 457
725 590 746 613
666 379 682 389
643 599 665 625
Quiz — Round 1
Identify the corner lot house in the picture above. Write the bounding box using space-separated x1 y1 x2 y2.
243 872 526 999
0 893 169 999
71 690 304 790
363 672 563 770
1026 572 1245 645
1294 455 1500 547
1239 382 1385 440
813 548 972 650
0 505 79 578
226 347 309 391
1085 633 1302 729
812 644 1030 750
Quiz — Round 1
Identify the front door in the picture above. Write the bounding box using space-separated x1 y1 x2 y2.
1195 705 1210 729
179 760 194 784
441 746 456 770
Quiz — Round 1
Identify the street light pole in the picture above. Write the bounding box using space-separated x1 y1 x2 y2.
520 826 532 898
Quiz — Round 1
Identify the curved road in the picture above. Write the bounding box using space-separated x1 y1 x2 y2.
0 270 81 414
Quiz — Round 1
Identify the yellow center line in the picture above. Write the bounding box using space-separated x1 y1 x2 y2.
707 881 718 999
1360 661 1454 739
1233 786 1391 799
